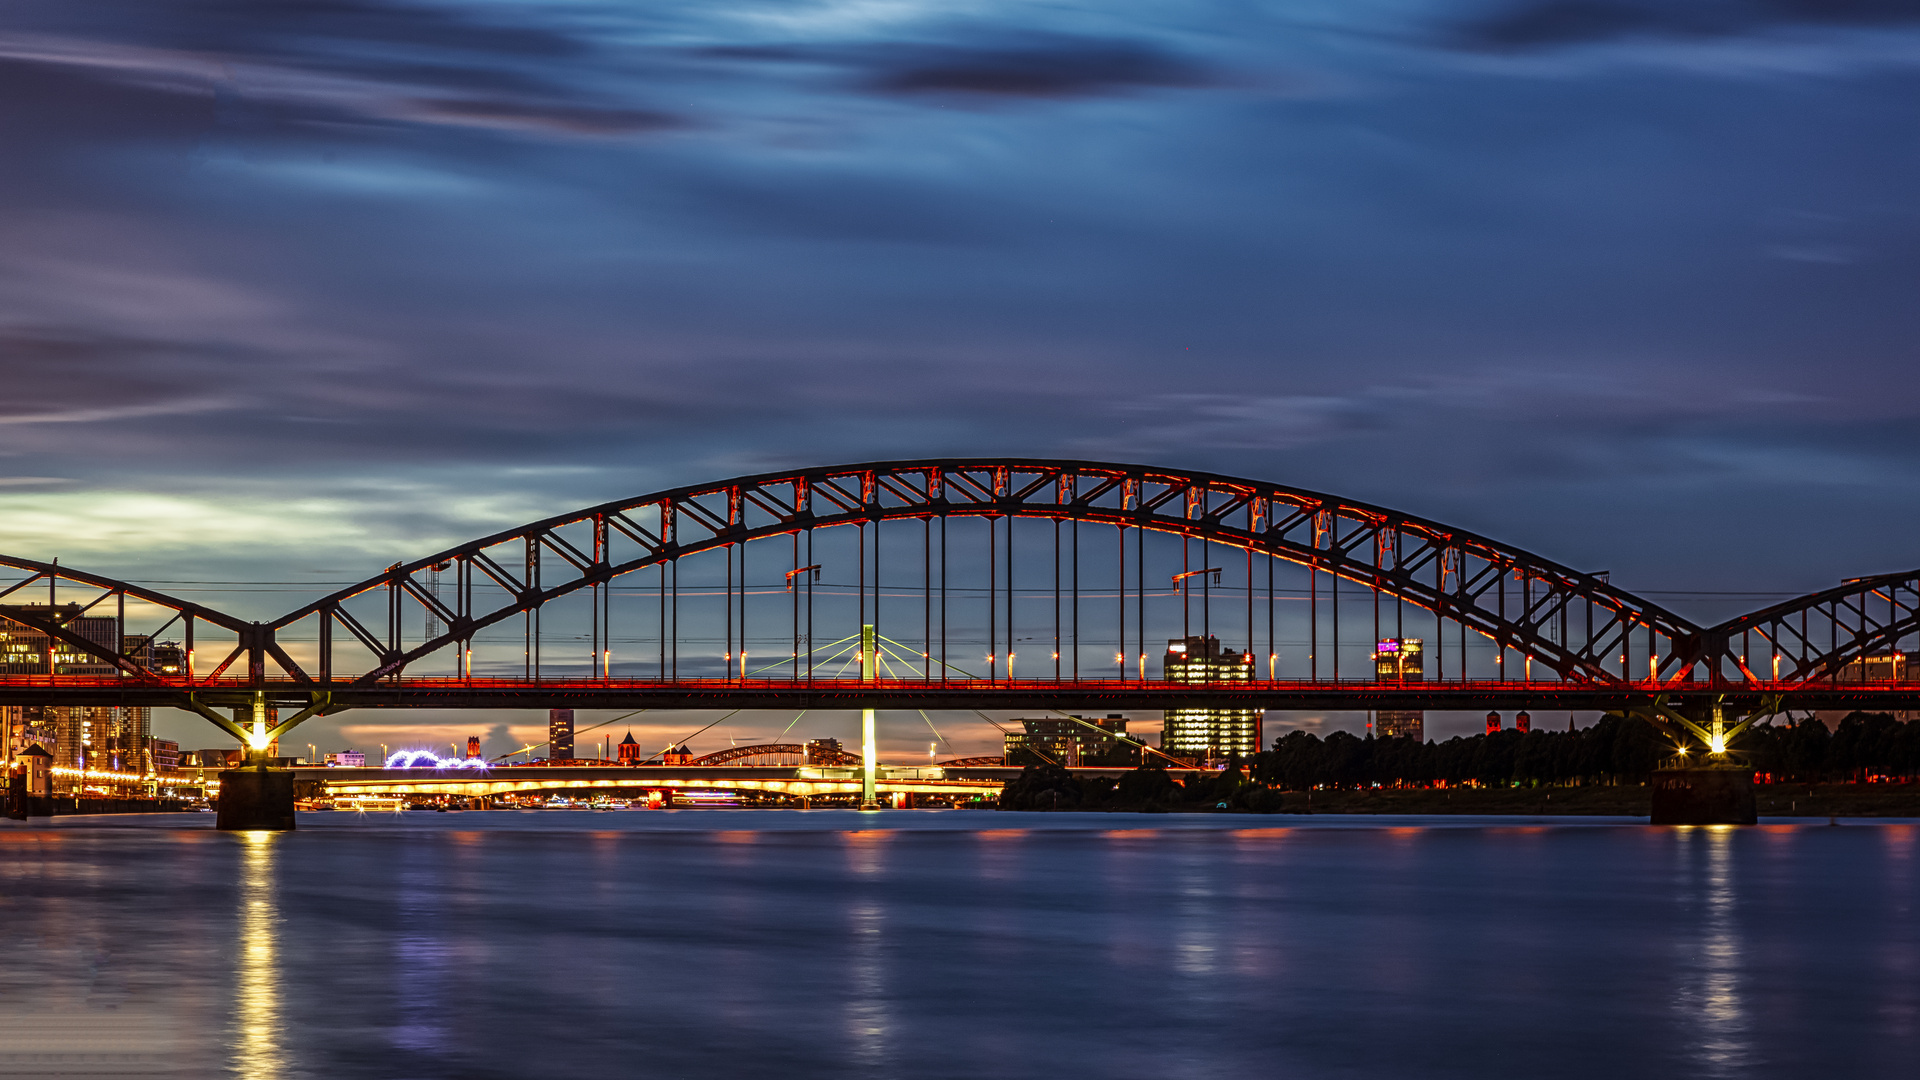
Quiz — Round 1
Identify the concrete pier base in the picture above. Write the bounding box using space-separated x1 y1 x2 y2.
216 768 297 831
1651 767 1756 825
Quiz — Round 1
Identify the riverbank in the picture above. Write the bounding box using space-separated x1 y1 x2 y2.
8 797 191 818
1228 784 1920 817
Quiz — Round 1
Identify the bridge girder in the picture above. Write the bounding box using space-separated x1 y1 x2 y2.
263 459 1704 686
1699 569 1920 683
2 461 1917 742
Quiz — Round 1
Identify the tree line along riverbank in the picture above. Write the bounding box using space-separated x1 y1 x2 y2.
994 712 1920 815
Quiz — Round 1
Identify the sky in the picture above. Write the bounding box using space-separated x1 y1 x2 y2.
2 0 1917 757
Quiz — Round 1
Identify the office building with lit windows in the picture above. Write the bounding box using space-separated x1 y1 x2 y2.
1160 637 1262 759
1825 653 1917 722
1373 638 1424 742
1003 715 1142 767
549 709 575 760
0 607 155 787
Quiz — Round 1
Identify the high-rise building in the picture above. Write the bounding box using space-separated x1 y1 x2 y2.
115 646 154 776
0 604 120 676
1374 638 1425 742
1 703 148 789
806 737 849 765
0 609 153 785
1003 715 1142 767
1161 637 1261 759
549 709 575 760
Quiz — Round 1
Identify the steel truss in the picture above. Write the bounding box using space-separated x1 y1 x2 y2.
1 462 1916 734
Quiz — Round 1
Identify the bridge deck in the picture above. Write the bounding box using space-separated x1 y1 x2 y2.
8 676 1920 710
300 763 1118 799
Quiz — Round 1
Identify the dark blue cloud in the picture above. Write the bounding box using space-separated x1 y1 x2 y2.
851 39 1212 98
701 35 1215 99
0 0 1914 610
1455 0 1920 49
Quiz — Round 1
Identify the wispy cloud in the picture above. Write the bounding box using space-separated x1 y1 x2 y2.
0 398 232 426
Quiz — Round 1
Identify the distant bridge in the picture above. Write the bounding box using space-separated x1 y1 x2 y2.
303 761 1099 802
2 459 1915 760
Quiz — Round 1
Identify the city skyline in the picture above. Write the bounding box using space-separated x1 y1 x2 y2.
1 7 1914 1077
4 0 1918 756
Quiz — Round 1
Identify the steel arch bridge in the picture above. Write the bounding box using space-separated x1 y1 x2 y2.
2 459 1916 754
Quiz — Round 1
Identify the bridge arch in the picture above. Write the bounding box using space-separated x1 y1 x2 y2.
265 459 1705 687
0 555 260 681
684 743 798 766
1704 569 1920 683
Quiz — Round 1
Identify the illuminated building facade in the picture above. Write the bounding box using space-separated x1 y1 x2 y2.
1373 638 1424 742
806 738 846 764
618 732 642 763
549 709 575 760
149 738 179 772
1161 637 1261 759
149 640 186 676
324 750 366 767
1825 653 1919 721
1003 715 1141 767
0 608 154 788
3 706 56 760
1841 653 1909 682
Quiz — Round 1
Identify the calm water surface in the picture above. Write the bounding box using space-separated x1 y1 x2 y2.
0 810 1913 1078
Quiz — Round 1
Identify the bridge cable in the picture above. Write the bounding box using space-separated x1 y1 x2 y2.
878 634 1184 768
746 633 860 678
656 709 741 759
878 633 984 681
916 711 952 750
861 642 954 750
1041 707 1194 770
970 709 1062 769
862 641 955 751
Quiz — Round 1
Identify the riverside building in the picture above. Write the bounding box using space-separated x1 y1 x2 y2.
0 607 158 788
1160 636 1262 760
1373 637 1425 742
1003 715 1142 768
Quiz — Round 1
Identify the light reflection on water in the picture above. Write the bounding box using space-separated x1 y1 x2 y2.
1674 822 1751 1068
234 831 285 1080
0 811 1911 1079
1686 826 1749 1076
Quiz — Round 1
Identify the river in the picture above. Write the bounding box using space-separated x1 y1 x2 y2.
0 810 1913 1078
